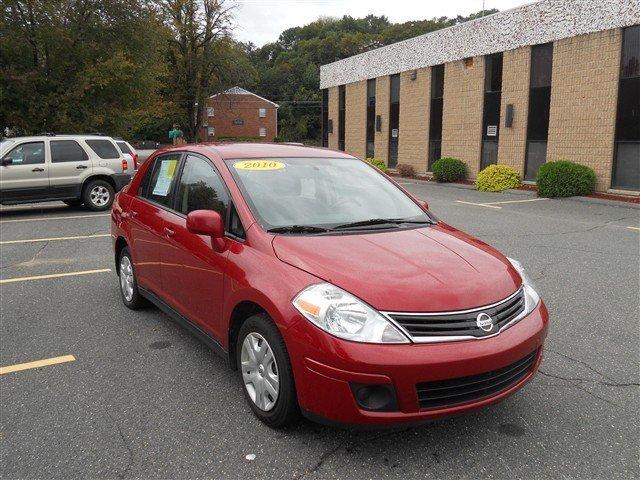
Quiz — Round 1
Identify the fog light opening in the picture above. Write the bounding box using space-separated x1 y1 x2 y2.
350 383 399 412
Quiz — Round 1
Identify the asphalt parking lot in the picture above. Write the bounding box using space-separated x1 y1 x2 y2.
1 182 638 479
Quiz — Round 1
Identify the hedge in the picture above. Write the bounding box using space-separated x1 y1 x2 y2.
476 165 522 192
367 157 388 173
431 157 467 182
537 161 596 197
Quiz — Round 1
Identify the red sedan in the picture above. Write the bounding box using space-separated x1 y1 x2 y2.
111 143 548 428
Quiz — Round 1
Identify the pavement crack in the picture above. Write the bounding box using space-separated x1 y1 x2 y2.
104 410 134 480
5 240 49 268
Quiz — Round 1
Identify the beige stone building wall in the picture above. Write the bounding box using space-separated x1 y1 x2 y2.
327 86 339 150
441 56 485 178
344 81 367 159
398 68 431 172
374 75 391 165
547 29 622 191
497 47 531 175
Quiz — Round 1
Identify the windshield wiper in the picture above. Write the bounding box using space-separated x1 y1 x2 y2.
333 218 433 230
267 225 330 234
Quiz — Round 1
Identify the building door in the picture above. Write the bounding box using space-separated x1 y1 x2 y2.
428 65 444 171
388 74 400 168
481 53 503 170
338 85 346 151
366 79 376 158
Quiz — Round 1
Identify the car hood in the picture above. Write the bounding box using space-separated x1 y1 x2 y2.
272 225 522 312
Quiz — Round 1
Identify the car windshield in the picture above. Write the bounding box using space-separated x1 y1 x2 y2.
226 157 432 231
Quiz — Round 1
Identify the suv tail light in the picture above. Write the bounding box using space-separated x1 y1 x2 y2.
122 158 129 172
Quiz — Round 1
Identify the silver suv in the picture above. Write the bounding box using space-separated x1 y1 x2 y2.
0 135 132 211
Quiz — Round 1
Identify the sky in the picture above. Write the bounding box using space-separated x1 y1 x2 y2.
231 0 534 46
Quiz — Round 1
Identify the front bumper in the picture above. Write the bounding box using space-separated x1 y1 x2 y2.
285 301 549 426
111 173 131 193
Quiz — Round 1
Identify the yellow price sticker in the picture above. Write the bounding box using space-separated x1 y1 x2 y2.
234 160 285 171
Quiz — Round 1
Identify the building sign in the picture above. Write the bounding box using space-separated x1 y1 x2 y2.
391 128 399 138
233 118 244 126
487 125 498 136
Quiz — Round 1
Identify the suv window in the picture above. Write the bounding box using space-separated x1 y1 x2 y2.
3 142 45 165
116 141 132 155
176 155 229 216
142 153 181 207
51 140 88 163
85 139 119 159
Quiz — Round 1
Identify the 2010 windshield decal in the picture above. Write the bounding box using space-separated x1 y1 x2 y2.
234 160 285 171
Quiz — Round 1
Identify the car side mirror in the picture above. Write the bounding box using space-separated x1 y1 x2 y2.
186 210 226 252
417 199 429 210
1 157 12 166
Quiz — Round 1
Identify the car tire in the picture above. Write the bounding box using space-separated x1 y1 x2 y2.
236 314 299 428
83 179 114 211
63 199 83 207
118 246 145 310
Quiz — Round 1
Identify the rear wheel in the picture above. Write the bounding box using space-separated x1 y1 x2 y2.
237 314 299 428
83 179 114 211
118 247 145 310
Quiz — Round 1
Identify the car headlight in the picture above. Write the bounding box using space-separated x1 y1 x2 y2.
507 257 540 315
293 283 409 343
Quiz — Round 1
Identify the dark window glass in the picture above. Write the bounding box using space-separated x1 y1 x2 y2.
390 74 400 103
431 64 444 99
321 89 329 148
338 85 346 151
527 87 552 141
143 153 181 207
530 43 553 88
525 141 548 181
388 74 400 167
3 142 45 165
86 139 119 159
366 78 376 158
229 203 245 239
176 155 228 216
612 143 640 190
615 77 640 141
484 53 503 92
116 141 132 155
621 25 640 79
51 140 88 163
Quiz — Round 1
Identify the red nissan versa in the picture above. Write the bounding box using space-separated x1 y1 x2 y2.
111 143 548 428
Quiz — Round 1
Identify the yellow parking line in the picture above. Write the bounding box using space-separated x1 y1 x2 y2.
455 200 502 209
0 268 111 284
0 213 110 224
484 198 548 205
0 234 110 245
0 355 76 375
628 226 640 231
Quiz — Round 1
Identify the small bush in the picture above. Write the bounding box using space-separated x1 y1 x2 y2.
431 157 467 182
537 160 596 197
367 157 388 173
476 164 522 192
396 163 416 177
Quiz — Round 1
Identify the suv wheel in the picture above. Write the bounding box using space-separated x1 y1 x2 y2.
83 179 114 211
237 314 299 428
118 247 145 309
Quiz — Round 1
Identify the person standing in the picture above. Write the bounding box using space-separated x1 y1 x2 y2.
169 124 184 145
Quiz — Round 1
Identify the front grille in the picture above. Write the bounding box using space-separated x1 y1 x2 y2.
416 350 538 410
387 288 525 340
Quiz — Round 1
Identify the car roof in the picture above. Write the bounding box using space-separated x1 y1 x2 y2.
5 135 117 142
203 142 356 160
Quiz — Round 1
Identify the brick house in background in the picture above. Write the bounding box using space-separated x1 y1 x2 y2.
198 87 279 142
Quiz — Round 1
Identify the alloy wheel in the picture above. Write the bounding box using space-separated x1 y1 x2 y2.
90 185 110 207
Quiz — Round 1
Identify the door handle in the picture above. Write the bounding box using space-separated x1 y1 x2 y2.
163 227 174 237
76 165 88 170
32 167 44 172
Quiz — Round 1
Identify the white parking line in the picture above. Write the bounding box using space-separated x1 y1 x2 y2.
0 268 111 284
0 355 76 375
455 200 502 209
0 234 110 245
0 213 110 224
628 226 640 231
484 198 548 206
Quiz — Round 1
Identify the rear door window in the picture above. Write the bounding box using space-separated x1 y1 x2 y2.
85 139 120 159
51 140 88 163
3 142 45 165
141 153 182 208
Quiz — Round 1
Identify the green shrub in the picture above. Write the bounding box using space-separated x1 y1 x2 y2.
367 157 388 173
397 163 416 177
537 160 596 197
431 157 467 182
476 164 522 192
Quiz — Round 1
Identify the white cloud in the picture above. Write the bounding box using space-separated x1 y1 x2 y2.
231 0 534 46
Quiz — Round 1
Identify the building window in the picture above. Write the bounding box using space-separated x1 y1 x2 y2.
338 85 346 151
612 25 640 191
207 107 214 117
428 64 444 171
481 53 503 170
207 126 215 137
366 79 376 158
524 43 553 181
259 108 266 118
259 127 267 137
388 74 400 168
321 89 329 147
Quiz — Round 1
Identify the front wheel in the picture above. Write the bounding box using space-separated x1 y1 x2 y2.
118 247 145 310
237 314 299 428
83 179 114 211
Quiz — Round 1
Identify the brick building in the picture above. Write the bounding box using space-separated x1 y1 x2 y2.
320 0 640 193
198 87 279 142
